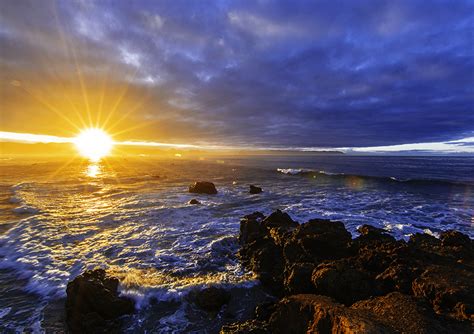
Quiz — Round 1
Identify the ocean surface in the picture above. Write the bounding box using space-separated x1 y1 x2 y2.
0 155 473 332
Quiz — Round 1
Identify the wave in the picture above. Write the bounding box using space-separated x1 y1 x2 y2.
277 168 474 187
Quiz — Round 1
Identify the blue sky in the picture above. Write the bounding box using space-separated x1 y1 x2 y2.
0 0 473 153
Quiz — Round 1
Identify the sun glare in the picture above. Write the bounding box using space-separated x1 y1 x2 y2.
74 128 114 161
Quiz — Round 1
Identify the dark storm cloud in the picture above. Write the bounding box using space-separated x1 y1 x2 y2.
1 0 473 147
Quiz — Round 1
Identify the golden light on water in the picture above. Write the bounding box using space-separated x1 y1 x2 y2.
73 128 114 162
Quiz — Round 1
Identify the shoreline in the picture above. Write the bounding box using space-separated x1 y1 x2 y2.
63 209 473 333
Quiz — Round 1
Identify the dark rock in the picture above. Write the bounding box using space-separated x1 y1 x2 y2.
375 260 423 294
283 219 351 263
254 301 277 321
188 198 200 204
194 287 231 312
284 262 315 295
66 269 135 333
220 320 269 333
239 212 266 245
268 294 392 334
352 292 468 334
311 260 379 305
261 210 298 230
249 185 263 194
412 265 474 321
189 181 217 194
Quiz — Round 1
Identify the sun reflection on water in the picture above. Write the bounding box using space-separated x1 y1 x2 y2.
86 163 101 177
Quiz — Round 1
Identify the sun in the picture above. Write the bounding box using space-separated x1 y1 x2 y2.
73 128 114 161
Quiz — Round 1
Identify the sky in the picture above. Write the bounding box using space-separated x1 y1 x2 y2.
0 0 473 154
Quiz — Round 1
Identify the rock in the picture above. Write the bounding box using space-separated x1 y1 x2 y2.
284 262 315 295
311 260 379 305
352 292 467 334
254 301 277 321
189 181 218 194
249 185 263 194
194 287 231 312
261 210 298 230
239 212 266 245
412 265 474 321
66 269 135 333
189 198 200 204
283 219 351 263
375 260 422 294
268 294 392 334
220 320 269 333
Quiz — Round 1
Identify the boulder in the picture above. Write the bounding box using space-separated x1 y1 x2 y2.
66 269 135 333
311 260 379 305
284 262 315 295
283 219 351 263
268 294 392 334
194 287 231 312
189 198 201 205
412 265 474 321
189 181 218 194
351 292 466 334
239 212 266 245
249 185 263 194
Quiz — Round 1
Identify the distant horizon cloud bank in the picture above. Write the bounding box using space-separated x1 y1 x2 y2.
1 131 473 154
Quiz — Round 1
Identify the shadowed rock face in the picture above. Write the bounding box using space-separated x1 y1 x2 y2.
66 269 135 333
226 210 474 333
193 286 231 312
189 181 218 194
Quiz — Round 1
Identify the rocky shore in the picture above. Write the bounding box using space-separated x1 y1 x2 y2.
222 210 473 333
64 208 473 333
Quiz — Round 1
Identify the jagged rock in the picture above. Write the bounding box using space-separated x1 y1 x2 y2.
239 212 266 245
194 287 231 312
261 210 298 230
268 294 392 334
283 219 351 264
249 185 263 194
189 181 218 194
254 301 277 321
412 265 474 321
311 260 379 305
188 198 201 204
352 292 467 334
220 320 269 333
375 260 423 294
66 269 135 333
284 262 315 295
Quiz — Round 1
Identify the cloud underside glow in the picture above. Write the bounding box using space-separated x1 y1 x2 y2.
0 1 473 149
1 131 473 154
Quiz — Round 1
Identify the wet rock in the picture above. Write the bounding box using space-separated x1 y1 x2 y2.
352 292 466 334
439 230 474 261
189 181 218 194
260 210 297 229
239 212 266 245
375 260 422 294
188 198 201 204
249 185 263 194
66 269 135 333
254 301 277 321
283 219 351 263
220 320 269 333
284 262 315 295
268 294 392 334
412 265 474 321
311 260 379 305
194 287 231 312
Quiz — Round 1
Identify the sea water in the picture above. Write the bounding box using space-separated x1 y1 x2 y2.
0 155 473 332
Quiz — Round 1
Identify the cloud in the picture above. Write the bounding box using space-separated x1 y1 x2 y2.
0 0 473 150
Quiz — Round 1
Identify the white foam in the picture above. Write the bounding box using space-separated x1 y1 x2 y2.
277 168 309 175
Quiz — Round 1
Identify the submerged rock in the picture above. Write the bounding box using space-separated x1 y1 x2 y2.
249 185 263 194
193 286 231 312
189 181 218 194
189 198 201 204
66 269 135 333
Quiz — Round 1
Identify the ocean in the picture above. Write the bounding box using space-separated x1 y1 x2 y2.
0 155 473 332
